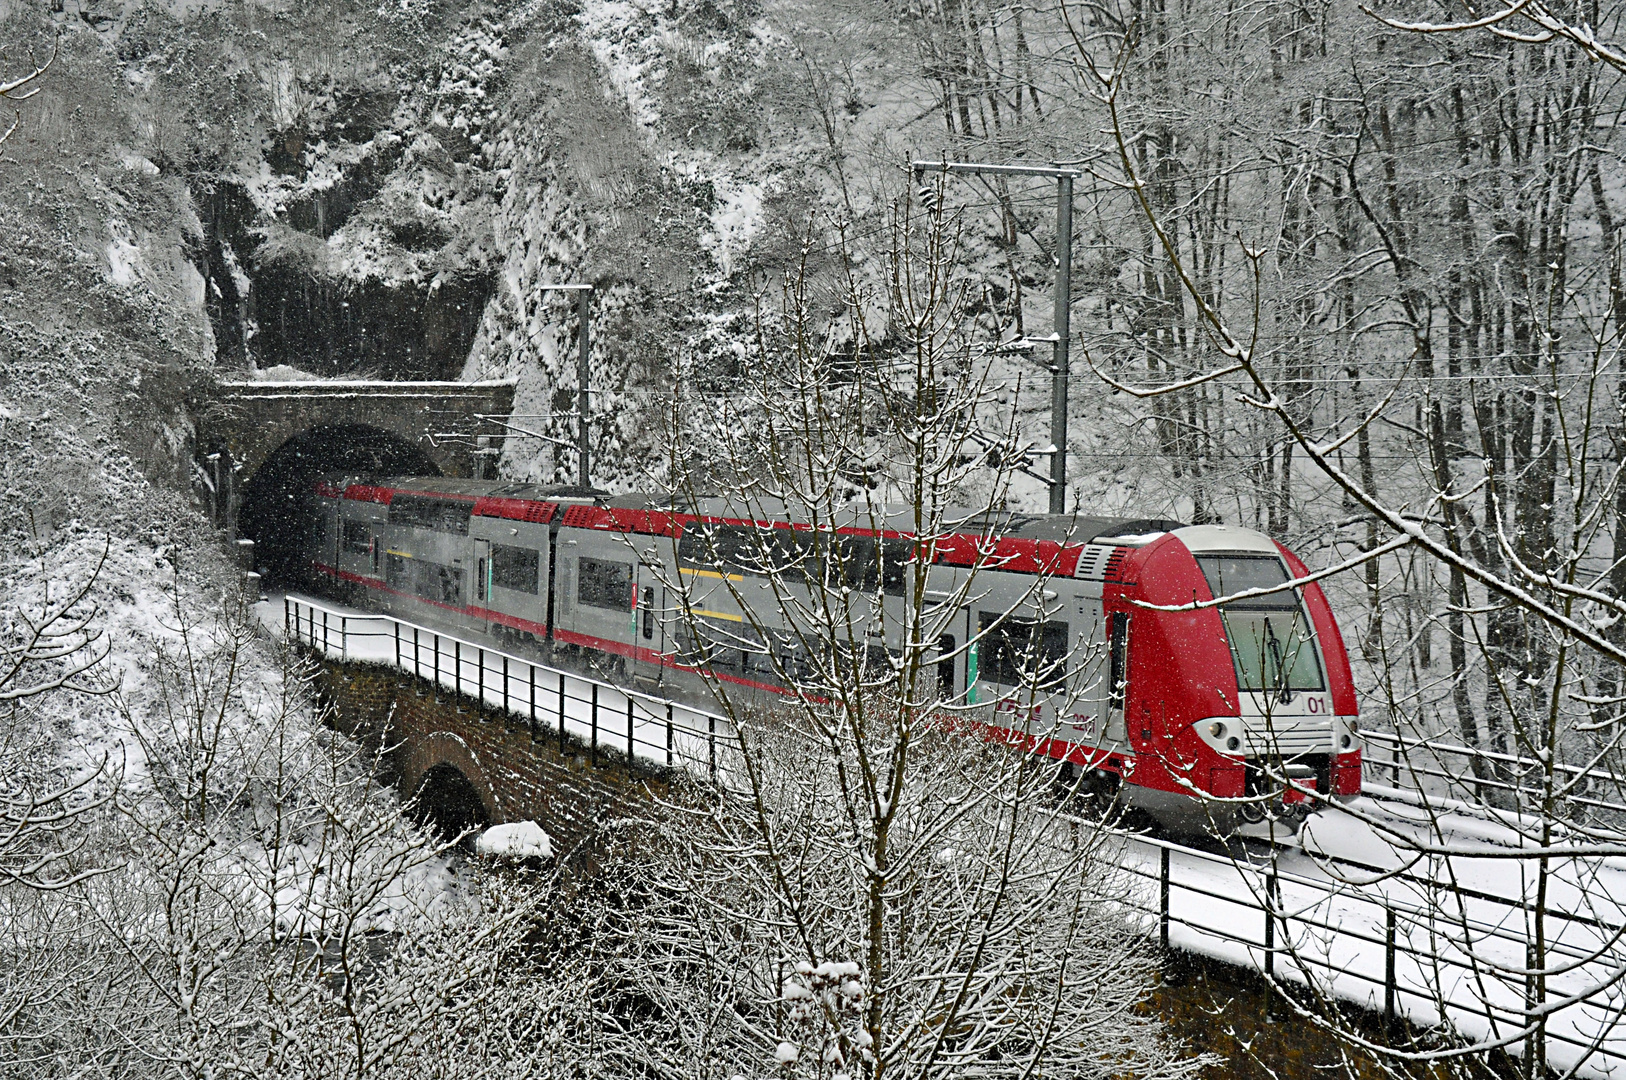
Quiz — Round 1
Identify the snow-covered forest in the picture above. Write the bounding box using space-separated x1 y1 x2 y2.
8 0 1626 1075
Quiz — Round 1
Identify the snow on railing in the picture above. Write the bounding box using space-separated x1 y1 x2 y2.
279 593 1626 1076
282 594 731 782
1364 727 1626 826
1108 828 1626 1077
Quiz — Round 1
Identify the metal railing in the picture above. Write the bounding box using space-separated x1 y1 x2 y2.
1108 826 1626 1076
279 593 1626 1076
283 594 729 782
1364 728 1626 827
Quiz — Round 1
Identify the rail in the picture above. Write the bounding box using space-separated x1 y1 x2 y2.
283 594 730 782
277 594 1626 1077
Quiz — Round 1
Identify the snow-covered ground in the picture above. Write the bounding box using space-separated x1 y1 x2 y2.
1116 803 1626 1076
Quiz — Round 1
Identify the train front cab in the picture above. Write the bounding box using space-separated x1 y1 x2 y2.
1112 525 1361 832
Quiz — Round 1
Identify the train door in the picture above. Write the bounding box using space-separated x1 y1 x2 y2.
633 563 665 687
471 538 491 631
935 631 959 705
929 602 971 707
1103 612 1130 745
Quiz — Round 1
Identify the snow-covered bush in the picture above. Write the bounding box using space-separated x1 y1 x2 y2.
596 716 1195 1080
0 537 588 1079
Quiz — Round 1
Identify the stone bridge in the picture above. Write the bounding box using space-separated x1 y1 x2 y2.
282 595 725 865
315 656 654 867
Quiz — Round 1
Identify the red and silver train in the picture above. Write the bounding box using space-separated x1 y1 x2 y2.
303 475 1361 830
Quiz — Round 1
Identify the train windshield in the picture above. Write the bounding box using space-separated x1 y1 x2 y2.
1217 610 1324 694
1195 555 1325 696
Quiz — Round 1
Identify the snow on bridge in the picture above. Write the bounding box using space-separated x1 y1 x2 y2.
275 592 1626 1077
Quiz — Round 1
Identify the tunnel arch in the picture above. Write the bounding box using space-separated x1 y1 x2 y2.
239 423 440 586
412 763 492 844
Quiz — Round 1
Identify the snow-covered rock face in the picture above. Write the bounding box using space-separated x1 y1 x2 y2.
22 0 1177 509
474 819 555 861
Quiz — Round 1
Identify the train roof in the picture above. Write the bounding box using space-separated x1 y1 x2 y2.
316 475 1184 543
313 475 1205 574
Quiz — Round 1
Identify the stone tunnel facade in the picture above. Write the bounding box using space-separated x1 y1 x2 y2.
194 378 516 533
313 658 661 864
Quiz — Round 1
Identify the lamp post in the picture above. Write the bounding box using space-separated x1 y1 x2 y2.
911 160 1080 515
538 283 593 488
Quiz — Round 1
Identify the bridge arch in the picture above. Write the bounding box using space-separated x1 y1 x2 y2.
413 764 492 843
240 424 441 585
401 731 498 843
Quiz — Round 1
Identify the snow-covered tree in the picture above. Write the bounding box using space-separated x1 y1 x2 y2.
1066 4 1626 1073
584 191 1207 1080
0 546 592 1079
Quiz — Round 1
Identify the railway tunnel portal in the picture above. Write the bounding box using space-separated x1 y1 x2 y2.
194 378 516 584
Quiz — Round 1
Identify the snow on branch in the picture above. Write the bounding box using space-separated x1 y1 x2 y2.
0 36 56 150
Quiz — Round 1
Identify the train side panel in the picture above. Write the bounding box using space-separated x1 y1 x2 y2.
469 515 551 640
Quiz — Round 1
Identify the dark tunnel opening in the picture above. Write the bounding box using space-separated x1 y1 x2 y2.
412 764 490 845
240 424 440 587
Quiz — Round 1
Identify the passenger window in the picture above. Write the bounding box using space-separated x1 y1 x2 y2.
490 545 540 594
879 540 910 596
342 521 371 555
641 586 655 639
578 557 633 610
978 612 1070 690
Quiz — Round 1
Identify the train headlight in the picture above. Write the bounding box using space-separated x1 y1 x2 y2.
1341 733 1352 749
1208 721 1227 739
1226 736 1240 751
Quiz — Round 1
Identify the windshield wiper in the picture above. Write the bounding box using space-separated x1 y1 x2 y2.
1264 617 1293 704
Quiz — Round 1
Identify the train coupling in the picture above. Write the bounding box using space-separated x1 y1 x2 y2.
1277 764 1320 821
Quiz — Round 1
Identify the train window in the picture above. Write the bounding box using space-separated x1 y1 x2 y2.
825 639 893 680
388 495 472 535
490 545 540 594
641 587 655 639
428 563 463 606
770 631 815 681
680 618 744 671
388 556 463 606
768 528 818 583
743 638 777 676
1221 610 1324 697
676 525 711 566
977 613 1069 690
578 557 633 610
879 539 910 596
831 535 873 589
678 523 743 571
386 553 409 592
1194 555 1295 608
342 521 371 555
